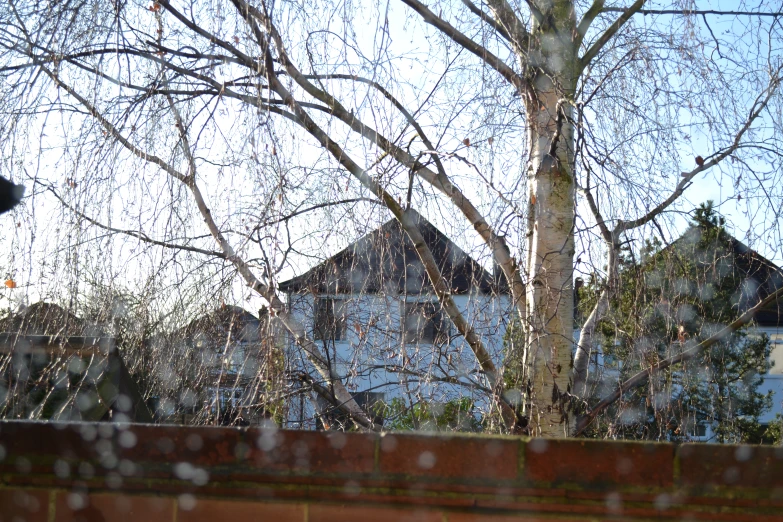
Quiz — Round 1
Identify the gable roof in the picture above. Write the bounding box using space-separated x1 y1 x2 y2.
664 226 783 327
279 210 505 295
0 302 89 336
165 305 262 349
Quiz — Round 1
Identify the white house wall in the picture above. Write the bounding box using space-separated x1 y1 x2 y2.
758 325 783 423
286 292 511 406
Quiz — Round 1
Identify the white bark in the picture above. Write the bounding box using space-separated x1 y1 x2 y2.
572 247 617 398
522 1 578 437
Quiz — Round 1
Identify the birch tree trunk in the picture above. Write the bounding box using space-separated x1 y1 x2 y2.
522 1 578 437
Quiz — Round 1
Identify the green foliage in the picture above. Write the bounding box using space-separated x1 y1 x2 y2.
759 414 783 444
373 397 482 432
583 202 774 442
502 317 525 392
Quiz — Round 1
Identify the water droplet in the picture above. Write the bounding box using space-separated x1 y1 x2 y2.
119 430 137 449
343 480 361 496
98 423 114 439
417 451 436 469
234 442 250 459
78 462 95 478
157 437 175 454
257 425 279 451
380 434 397 452
15 457 31 473
654 493 671 511
528 439 548 454
616 457 632 475
80 424 97 441
485 441 503 457
116 394 133 412
67 492 86 510
106 471 123 488
118 459 136 477
605 492 622 514
174 462 194 480
735 446 752 462
723 466 740 484
54 459 70 478
185 433 203 451
192 468 210 486
178 494 197 511
327 432 346 449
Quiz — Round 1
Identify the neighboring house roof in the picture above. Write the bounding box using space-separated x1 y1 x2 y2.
171 305 262 349
663 226 783 327
0 302 90 336
279 210 505 295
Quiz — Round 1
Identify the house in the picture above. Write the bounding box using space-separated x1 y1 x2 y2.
149 305 282 426
581 224 783 441
279 210 511 429
660 227 783 438
715 231 783 428
0 300 285 427
0 302 153 423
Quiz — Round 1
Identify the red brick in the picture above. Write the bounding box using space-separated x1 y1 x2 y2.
378 433 518 480
678 444 783 488
447 513 586 522
245 429 376 474
6 420 783 522
524 438 673 488
121 424 245 468
309 504 441 522
53 492 173 522
0 422 99 467
0 489 49 522
182 499 304 521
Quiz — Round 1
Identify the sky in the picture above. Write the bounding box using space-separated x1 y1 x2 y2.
1 0 782 319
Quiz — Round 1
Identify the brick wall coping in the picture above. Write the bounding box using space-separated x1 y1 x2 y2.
1 420 783 521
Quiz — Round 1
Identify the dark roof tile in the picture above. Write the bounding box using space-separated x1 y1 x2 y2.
278 210 506 295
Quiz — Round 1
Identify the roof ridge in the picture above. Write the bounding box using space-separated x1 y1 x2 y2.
279 211 504 295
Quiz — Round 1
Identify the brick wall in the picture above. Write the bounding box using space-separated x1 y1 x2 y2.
1 421 782 521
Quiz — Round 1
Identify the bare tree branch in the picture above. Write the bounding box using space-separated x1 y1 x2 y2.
399 0 527 92
460 0 512 43
615 69 782 236
42 56 380 431
300 73 527 320
603 8 783 17
235 0 519 428
576 284 783 436
482 0 530 51
44 184 228 259
254 198 382 228
580 0 646 72
576 0 605 49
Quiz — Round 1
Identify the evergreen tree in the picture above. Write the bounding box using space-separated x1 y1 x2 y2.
580 203 774 442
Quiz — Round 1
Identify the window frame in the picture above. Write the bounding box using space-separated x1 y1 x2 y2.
313 297 346 341
401 299 449 345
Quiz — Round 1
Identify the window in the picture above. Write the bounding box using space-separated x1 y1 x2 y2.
694 424 707 438
402 301 448 344
768 333 783 375
316 391 385 430
314 298 346 341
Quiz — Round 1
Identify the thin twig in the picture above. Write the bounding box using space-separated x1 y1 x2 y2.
576 284 783 436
